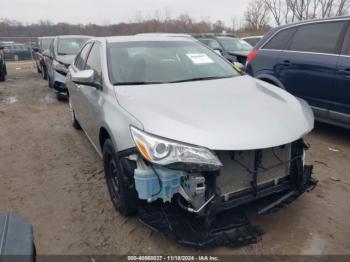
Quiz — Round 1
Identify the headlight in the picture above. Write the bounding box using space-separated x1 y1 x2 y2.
130 127 223 171
54 62 68 74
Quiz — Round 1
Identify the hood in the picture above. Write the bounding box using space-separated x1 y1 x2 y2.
56 54 76 66
115 76 314 150
227 50 250 57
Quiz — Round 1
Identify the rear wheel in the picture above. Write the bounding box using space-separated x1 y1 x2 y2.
69 98 81 130
103 139 137 216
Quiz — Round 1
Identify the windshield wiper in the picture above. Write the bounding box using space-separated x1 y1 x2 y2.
113 81 165 85
169 76 232 83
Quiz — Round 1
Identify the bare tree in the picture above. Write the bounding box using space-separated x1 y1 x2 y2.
262 0 350 26
245 0 270 32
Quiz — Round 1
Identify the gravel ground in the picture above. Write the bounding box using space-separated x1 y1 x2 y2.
0 61 350 255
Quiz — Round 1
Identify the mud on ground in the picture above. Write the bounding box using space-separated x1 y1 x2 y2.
0 61 350 255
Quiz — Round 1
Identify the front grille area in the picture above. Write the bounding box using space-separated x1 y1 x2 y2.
216 144 291 198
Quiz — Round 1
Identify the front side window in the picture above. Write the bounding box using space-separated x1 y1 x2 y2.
289 22 345 54
57 38 90 56
75 43 93 70
41 39 53 51
216 37 253 52
85 42 102 84
108 41 239 85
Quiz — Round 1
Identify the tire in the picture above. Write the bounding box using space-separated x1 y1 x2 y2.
0 70 5 82
69 97 81 130
103 139 137 216
56 92 67 101
41 64 47 80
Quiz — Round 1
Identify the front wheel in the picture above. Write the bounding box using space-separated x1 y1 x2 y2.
0 68 5 82
103 139 137 216
41 64 47 80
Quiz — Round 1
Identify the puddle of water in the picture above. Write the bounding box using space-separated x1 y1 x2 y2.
40 94 55 104
301 233 328 255
5 96 18 105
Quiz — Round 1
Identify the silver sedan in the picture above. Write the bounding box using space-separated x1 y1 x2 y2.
66 35 316 245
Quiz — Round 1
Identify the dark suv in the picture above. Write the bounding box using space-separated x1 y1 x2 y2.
246 16 350 129
195 34 253 64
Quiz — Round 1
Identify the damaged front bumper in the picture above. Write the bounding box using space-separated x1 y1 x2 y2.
122 139 317 247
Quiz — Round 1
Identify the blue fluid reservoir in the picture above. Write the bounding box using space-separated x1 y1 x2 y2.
134 164 185 202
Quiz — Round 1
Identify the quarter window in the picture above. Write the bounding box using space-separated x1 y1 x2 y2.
289 22 345 54
75 43 92 70
263 28 296 50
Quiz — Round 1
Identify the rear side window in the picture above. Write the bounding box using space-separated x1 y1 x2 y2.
289 22 345 54
263 28 296 50
75 43 92 70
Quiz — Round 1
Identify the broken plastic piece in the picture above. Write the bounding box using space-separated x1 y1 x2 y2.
138 202 263 248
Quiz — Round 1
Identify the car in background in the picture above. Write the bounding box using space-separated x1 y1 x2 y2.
195 34 253 65
2 43 34 61
46 35 91 100
242 36 263 47
34 36 54 79
66 35 316 246
246 16 350 129
0 47 7 81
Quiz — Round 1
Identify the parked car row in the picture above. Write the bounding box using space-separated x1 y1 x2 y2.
34 35 92 99
0 41 34 61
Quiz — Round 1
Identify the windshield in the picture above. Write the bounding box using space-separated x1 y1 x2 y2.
41 39 53 50
108 41 238 85
217 37 253 52
57 38 89 55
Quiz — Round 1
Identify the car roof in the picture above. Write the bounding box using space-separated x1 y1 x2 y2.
242 36 263 39
38 36 55 40
273 15 350 32
56 35 92 39
104 35 196 43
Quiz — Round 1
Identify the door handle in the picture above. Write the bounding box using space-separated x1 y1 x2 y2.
338 68 350 78
283 60 291 65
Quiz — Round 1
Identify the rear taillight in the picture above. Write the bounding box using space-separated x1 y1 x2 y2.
247 50 257 63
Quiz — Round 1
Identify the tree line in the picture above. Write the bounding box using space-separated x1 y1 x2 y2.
0 15 232 38
1 0 349 38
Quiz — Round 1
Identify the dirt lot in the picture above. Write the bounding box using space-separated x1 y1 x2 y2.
0 61 350 255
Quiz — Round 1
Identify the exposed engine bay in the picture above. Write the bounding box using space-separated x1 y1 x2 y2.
121 139 317 247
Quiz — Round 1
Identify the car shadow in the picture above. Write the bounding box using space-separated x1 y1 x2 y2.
312 121 350 142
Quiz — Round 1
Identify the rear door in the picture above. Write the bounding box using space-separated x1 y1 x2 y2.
279 21 346 114
333 23 350 126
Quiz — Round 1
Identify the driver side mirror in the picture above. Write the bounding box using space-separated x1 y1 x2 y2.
213 48 223 56
72 69 101 89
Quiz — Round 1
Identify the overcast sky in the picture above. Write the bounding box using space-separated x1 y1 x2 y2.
0 0 248 26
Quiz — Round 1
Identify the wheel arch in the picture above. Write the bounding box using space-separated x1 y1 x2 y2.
256 74 286 90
